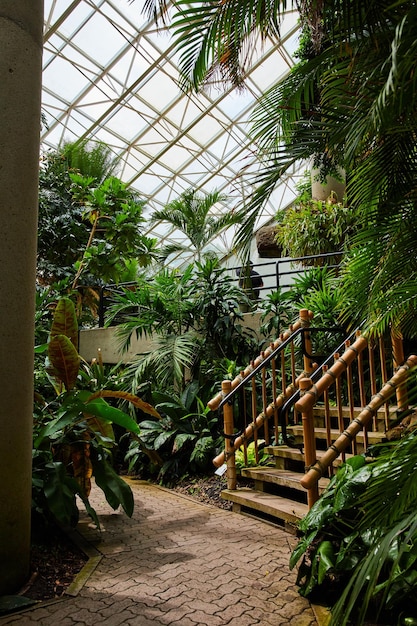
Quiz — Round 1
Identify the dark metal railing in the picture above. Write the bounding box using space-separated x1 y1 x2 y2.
94 251 343 327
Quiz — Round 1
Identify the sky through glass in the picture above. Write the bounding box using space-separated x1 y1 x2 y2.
41 0 303 265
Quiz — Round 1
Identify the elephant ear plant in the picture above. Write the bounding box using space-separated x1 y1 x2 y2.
33 297 160 528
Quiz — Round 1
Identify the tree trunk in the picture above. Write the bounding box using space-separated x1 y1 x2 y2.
0 1 43 594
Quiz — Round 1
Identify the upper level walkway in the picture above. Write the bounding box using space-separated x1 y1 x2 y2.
0 479 320 626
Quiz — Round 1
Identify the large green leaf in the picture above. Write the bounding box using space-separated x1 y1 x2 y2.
92 455 134 517
82 395 140 436
48 334 80 391
173 432 195 453
50 297 78 351
317 541 336 585
154 430 176 450
34 397 85 448
43 462 80 527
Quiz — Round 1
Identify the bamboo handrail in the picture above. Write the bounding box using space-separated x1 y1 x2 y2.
207 309 313 411
300 354 417 491
295 334 369 414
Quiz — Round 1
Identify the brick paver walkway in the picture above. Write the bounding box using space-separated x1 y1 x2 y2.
0 479 318 625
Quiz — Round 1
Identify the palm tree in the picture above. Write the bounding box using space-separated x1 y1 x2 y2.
168 1 417 336
150 188 242 264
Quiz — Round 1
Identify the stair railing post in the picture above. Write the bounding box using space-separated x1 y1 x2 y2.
299 377 319 508
222 380 237 490
300 309 313 374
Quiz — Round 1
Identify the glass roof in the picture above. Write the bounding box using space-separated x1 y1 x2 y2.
42 1 302 264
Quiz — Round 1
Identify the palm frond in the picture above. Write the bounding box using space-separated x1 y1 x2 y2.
171 0 288 91
124 331 200 391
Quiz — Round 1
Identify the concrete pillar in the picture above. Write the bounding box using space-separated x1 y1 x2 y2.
0 2 43 593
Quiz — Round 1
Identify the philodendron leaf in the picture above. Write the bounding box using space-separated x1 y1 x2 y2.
50 297 78 351
93 455 134 517
317 540 335 585
48 334 80 391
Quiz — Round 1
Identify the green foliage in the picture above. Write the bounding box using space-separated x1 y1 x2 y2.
33 297 158 528
235 440 272 470
109 259 257 394
70 173 156 286
37 142 156 292
275 197 356 263
124 383 221 483
291 435 417 625
259 289 297 337
150 188 242 264
259 266 347 345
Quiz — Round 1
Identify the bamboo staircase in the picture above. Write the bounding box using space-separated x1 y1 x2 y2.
208 310 417 534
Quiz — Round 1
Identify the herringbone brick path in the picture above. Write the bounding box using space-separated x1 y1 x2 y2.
0 479 318 625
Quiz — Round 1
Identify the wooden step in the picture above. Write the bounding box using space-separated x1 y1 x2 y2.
312 404 397 420
240 467 330 495
222 487 308 534
287 425 385 444
311 405 396 432
265 445 352 468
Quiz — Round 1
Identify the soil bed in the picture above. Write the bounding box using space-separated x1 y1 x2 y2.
22 519 87 602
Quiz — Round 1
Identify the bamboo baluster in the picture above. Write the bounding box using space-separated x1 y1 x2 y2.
391 327 408 410
261 362 270 445
300 308 313 374
241 381 248 466
379 336 390 429
250 374 259 463
368 343 378 430
345 341 359 454
356 338 369 448
222 380 237 490
299 377 320 507
323 366 333 477
357 335 367 408
213 371 310 467
295 337 369 462
301 355 417 492
334 353 346 461
290 340 296 384
208 311 313 411
281 347 286 394
271 356 279 443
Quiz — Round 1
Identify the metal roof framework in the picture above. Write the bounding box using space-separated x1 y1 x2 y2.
42 0 302 265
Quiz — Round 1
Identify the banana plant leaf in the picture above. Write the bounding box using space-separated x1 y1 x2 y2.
48 334 80 391
50 297 78 351
93 455 134 517
87 389 161 419
35 342 48 354
80 394 141 436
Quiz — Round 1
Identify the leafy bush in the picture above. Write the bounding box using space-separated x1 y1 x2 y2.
108 259 258 396
275 195 356 264
124 382 222 484
33 297 158 528
291 433 417 626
